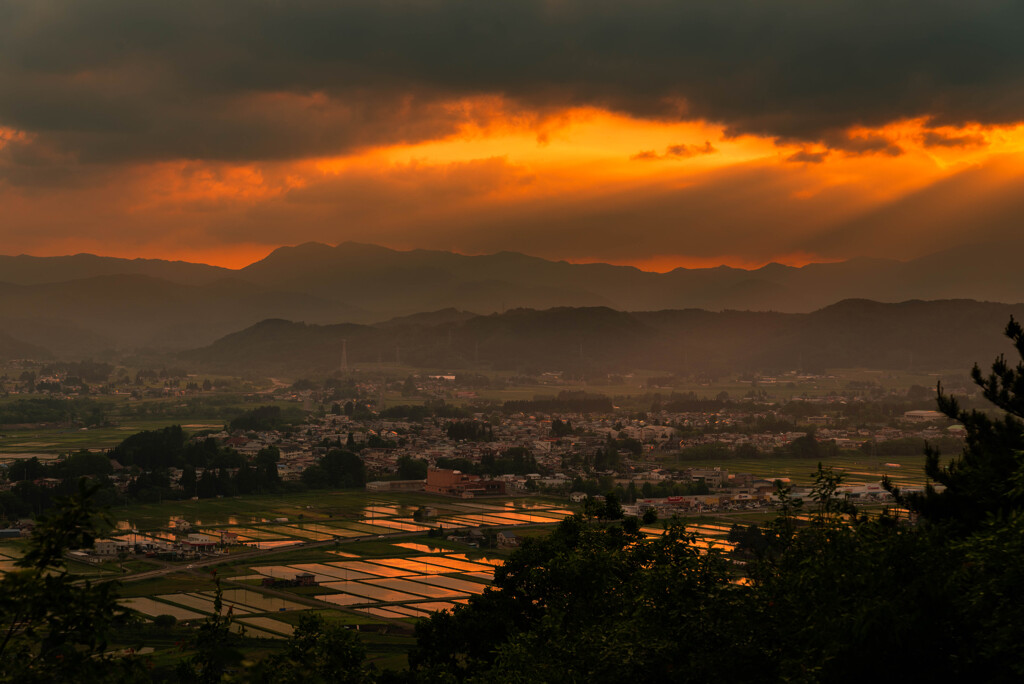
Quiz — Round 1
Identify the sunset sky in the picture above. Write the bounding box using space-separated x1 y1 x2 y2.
3 1 1024 270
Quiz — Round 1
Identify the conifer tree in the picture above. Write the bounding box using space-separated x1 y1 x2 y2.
892 316 1024 532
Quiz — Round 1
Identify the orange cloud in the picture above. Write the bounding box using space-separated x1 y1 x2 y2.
126 161 308 213
4 106 1024 270
0 126 31 150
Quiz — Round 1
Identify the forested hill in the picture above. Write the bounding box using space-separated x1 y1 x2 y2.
180 299 1024 378
0 330 50 360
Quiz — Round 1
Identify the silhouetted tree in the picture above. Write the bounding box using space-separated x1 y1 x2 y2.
0 482 143 682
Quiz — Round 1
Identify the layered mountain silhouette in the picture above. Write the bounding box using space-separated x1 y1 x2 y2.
0 242 1021 359
181 300 1024 378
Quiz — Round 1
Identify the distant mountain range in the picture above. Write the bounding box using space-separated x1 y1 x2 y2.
0 242 1021 360
181 300 1024 379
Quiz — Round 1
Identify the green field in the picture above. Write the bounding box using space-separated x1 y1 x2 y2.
366 364 964 407
0 392 306 457
656 450 931 488
146 352 967 400
0 419 227 457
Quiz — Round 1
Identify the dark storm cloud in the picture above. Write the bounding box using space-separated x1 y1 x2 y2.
631 150 661 161
2 0 1024 176
825 133 903 157
667 142 716 158
921 130 987 148
786 150 829 164
631 141 716 161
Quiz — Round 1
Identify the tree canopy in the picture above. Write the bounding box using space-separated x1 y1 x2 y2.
301 449 366 489
0 482 141 683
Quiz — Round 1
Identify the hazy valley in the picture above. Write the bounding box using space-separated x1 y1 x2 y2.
2 243 1022 379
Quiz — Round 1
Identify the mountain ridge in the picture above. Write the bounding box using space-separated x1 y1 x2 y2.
180 299 1024 379
1 243 1021 359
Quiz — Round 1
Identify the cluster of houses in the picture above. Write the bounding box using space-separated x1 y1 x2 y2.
615 476 900 518
199 395 962 490
82 528 236 562
444 528 520 549
677 421 960 452
1 395 957 512
368 468 509 498
0 361 968 526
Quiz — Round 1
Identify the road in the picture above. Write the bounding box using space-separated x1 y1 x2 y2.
111 529 425 584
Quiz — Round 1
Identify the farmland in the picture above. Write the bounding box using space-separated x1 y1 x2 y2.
658 450 931 488
0 477 931 672
36 491 577 669
0 484 783 669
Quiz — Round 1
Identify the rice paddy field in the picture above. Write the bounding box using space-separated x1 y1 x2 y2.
2 453 930 671
79 492 574 669
2 482 890 671
109 534 511 669
207 538 506 624
111 492 757 637
104 490 573 539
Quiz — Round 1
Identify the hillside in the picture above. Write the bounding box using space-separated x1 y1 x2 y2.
0 330 51 361
0 275 363 354
4 242 1024 358
181 299 1024 378
0 253 229 286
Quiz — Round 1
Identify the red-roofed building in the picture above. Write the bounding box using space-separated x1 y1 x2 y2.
425 468 506 497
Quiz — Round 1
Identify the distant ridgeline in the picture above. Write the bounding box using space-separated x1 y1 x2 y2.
179 299 1024 378
3 242 1024 360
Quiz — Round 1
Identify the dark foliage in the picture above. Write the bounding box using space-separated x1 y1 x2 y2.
445 420 493 442
229 405 285 432
254 613 368 684
397 456 428 480
109 425 187 470
410 515 759 682
0 482 143 683
0 398 104 425
301 449 365 489
893 316 1024 534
